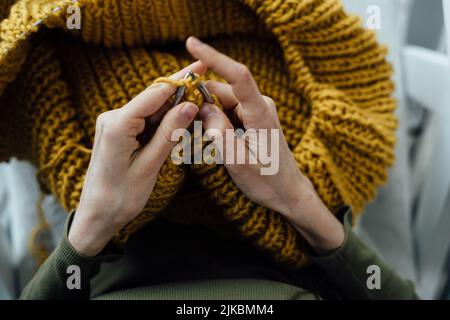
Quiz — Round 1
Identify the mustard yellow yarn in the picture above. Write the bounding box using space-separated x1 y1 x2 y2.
154 76 221 108
0 0 397 268
28 193 51 266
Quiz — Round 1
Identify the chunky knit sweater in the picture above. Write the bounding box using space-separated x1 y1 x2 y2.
0 0 397 269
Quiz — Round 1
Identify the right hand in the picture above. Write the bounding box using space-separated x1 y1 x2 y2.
68 61 206 257
186 37 344 255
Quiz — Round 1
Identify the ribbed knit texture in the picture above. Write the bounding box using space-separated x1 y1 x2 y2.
96 279 315 300
0 0 397 268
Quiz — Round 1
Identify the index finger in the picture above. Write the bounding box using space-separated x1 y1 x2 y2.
123 60 207 118
186 36 265 106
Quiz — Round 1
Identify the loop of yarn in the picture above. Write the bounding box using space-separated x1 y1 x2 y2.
154 76 221 108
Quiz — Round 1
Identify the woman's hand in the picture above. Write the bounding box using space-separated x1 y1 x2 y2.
68 62 206 257
186 37 345 255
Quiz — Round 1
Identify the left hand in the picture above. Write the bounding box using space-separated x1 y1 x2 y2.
69 61 206 256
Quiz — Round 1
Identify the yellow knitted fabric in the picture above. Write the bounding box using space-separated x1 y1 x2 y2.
0 0 397 268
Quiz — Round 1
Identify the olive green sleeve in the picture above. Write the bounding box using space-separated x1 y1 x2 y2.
20 212 122 300
310 207 419 300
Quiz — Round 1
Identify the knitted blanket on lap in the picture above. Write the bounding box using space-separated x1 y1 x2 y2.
0 0 397 268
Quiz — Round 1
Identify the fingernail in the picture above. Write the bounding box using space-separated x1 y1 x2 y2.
199 103 217 120
179 103 198 121
189 36 203 47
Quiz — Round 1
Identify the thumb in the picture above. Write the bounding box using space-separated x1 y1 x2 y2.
136 102 198 171
200 103 237 166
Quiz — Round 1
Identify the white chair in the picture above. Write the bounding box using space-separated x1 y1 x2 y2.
343 0 416 282
402 0 450 299
0 159 66 298
0 168 14 299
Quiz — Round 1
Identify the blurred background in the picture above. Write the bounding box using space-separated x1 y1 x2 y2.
1 0 450 300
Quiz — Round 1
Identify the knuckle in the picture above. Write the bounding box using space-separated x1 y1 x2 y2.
96 110 111 126
156 107 185 145
99 111 122 138
217 126 228 140
205 80 218 91
263 95 275 107
158 124 176 145
236 63 252 81
262 96 278 118
149 83 172 98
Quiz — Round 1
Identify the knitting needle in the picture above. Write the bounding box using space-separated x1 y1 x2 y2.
197 81 215 105
189 72 216 105
171 70 193 107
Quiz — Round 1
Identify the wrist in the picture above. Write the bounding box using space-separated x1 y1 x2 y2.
280 178 345 256
280 177 325 227
68 210 114 257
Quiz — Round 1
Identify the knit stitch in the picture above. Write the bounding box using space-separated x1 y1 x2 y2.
0 0 397 268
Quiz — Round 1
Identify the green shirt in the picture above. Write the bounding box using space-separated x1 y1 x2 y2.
20 208 418 300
